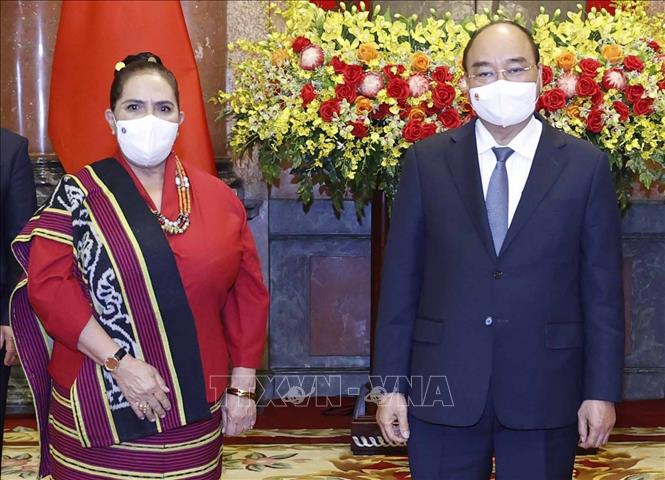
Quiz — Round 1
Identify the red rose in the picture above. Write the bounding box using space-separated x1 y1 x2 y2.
541 65 554 86
585 109 604 133
591 90 604 107
369 103 390 120
421 122 437 140
625 84 645 103
647 40 661 53
623 55 645 72
536 96 545 112
335 83 357 103
539 88 567 112
383 64 405 79
402 119 425 142
399 106 411 121
292 36 311 53
658 80 665 91
300 83 317 107
633 97 654 116
386 78 411 101
330 56 347 74
432 66 453 83
419 101 440 116
438 108 462 129
613 100 630 122
431 83 456 109
349 120 369 138
319 99 340 122
576 76 600 97
579 58 602 76
343 64 365 86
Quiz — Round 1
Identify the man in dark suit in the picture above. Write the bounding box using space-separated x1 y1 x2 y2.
1 128 37 450
372 22 624 479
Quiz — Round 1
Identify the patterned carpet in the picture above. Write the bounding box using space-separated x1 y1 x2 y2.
3 425 665 479
4 399 665 479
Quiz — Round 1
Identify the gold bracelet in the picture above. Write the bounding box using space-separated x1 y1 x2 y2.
226 387 257 401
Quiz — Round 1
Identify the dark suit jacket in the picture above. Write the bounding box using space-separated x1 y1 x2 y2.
1 128 37 326
372 117 625 430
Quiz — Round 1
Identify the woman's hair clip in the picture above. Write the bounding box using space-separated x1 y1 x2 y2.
147 56 157 63
115 61 126 72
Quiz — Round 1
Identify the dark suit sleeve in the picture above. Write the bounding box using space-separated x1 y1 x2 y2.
1 137 37 325
371 145 425 394
581 153 625 402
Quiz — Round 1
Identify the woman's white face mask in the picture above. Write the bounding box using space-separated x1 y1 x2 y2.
115 115 178 167
469 80 537 128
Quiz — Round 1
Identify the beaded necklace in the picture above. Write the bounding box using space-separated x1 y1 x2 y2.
151 156 191 235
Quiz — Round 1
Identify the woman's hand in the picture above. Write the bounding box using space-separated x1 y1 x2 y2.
0 326 18 366
222 393 256 436
222 367 257 436
112 355 172 422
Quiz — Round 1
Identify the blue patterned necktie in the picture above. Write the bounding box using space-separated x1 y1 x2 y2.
486 147 514 255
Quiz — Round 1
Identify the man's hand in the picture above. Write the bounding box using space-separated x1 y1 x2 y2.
0 326 18 366
376 392 410 445
578 399 616 449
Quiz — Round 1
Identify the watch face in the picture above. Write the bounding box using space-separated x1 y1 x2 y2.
105 357 119 371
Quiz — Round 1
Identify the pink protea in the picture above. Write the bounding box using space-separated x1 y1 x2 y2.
300 45 324 71
358 72 384 98
408 74 430 98
602 68 627 91
557 72 579 98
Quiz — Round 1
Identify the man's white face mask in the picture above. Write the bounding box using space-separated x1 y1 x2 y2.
115 114 178 167
469 80 537 128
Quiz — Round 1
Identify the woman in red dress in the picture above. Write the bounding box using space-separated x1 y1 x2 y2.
11 52 268 479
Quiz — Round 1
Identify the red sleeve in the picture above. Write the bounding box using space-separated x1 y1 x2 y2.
27 236 93 351
221 212 269 369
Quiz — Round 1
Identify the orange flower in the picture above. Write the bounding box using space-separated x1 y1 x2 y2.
357 43 379 63
411 52 430 73
408 107 426 121
355 96 372 114
271 49 289 66
566 105 581 118
556 51 576 70
601 44 623 63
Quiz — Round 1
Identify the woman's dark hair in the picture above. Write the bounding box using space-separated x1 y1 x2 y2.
462 21 540 71
109 52 180 111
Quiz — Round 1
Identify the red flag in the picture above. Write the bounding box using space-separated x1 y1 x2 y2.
48 0 215 175
586 0 616 14
309 0 371 11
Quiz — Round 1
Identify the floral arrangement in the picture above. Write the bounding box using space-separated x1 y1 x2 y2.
213 0 665 215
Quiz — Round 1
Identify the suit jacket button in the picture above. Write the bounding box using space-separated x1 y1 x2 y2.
485 316 493 326
493 270 503 279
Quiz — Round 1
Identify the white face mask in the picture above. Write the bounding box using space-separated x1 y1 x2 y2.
115 115 178 167
469 80 537 128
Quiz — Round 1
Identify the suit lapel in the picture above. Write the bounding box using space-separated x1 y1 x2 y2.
499 120 568 256
447 120 497 261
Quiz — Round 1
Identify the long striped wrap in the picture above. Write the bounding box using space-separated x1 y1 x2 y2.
10 158 213 478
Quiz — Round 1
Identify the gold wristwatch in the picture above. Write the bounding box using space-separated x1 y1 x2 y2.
103 348 127 372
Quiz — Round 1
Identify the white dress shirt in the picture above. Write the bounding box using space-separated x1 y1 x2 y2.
475 116 543 226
